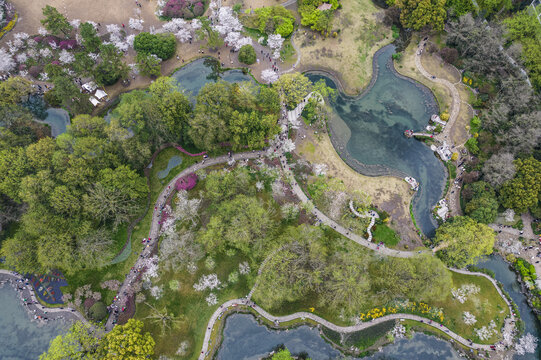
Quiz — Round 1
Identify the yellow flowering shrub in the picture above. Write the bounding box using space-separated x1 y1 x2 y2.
0 12 18 40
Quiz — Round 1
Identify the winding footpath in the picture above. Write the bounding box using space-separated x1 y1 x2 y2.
414 40 460 143
104 150 265 331
197 103 516 358
349 200 379 242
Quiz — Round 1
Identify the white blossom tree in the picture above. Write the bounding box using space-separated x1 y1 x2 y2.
267 34 284 59
59 49 75 64
69 19 80 29
106 24 121 35
15 52 27 64
224 31 252 51
38 27 48 36
462 311 477 325
0 48 16 72
261 69 279 84
515 333 538 355
129 18 144 31
193 274 221 291
213 7 243 35
205 293 218 306
161 18 192 43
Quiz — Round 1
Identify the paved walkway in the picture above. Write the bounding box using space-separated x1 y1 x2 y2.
414 41 460 144
349 200 379 242
105 150 265 331
0 270 87 324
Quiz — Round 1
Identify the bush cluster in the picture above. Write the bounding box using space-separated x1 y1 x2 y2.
134 32 177 60
163 0 206 19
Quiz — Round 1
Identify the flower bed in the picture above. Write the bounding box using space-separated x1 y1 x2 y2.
0 11 17 40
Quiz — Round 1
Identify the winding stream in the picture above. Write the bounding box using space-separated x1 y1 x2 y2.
307 45 446 236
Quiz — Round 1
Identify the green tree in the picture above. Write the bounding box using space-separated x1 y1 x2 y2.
463 181 498 224
272 349 295 360
238 44 257 65
433 216 496 268
195 18 224 50
133 32 177 60
100 319 155 360
88 302 107 321
94 44 129 86
253 225 327 309
229 110 279 150
0 77 33 105
39 321 102 360
79 22 101 52
499 157 541 213
0 147 29 201
136 52 162 77
274 73 313 109
198 194 274 257
41 5 72 36
320 248 370 316
52 75 92 114
396 0 447 31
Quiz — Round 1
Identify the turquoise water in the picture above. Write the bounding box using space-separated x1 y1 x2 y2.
217 313 462 360
171 58 252 98
307 45 446 236
43 108 70 138
157 155 183 179
0 286 67 360
476 256 541 359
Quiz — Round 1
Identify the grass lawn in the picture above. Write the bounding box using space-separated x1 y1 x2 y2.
293 0 392 94
372 224 400 247
134 253 256 358
432 271 509 344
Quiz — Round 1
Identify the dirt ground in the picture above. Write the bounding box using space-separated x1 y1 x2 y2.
293 0 392 95
295 126 422 249
4 0 287 103
395 36 473 146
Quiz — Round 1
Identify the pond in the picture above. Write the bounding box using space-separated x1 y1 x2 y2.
170 58 252 98
0 285 67 360
42 108 70 138
307 45 446 236
217 313 462 360
157 155 183 179
476 255 541 359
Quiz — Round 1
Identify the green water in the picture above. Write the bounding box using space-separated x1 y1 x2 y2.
308 45 446 236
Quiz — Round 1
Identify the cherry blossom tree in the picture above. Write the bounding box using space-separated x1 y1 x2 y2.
15 53 27 64
239 262 251 275
0 48 16 72
191 18 202 30
161 18 192 43
193 274 221 291
462 311 477 325
59 49 75 64
69 19 80 29
224 31 252 51
267 34 284 59
38 27 48 36
213 7 243 35
515 333 538 355
129 18 144 31
261 69 279 83
205 293 218 306
106 24 121 35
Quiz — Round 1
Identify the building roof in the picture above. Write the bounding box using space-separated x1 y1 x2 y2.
95 89 107 100
89 97 100 106
82 82 98 92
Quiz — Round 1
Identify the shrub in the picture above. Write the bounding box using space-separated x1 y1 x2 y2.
175 172 197 190
163 0 207 19
134 32 177 60
238 44 256 65
88 301 107 321
440 47 458 64
253 6 295 36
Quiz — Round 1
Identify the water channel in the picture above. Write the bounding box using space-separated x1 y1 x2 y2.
307 45 446 237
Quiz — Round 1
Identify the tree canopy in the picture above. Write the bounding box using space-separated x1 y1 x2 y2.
134 32 177 60
499 157 541 213
41 5 72 36
433 216 496 268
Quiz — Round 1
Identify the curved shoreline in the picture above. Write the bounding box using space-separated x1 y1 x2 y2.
0 270 87 325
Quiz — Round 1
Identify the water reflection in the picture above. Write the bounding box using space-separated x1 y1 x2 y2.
0 286 67 360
